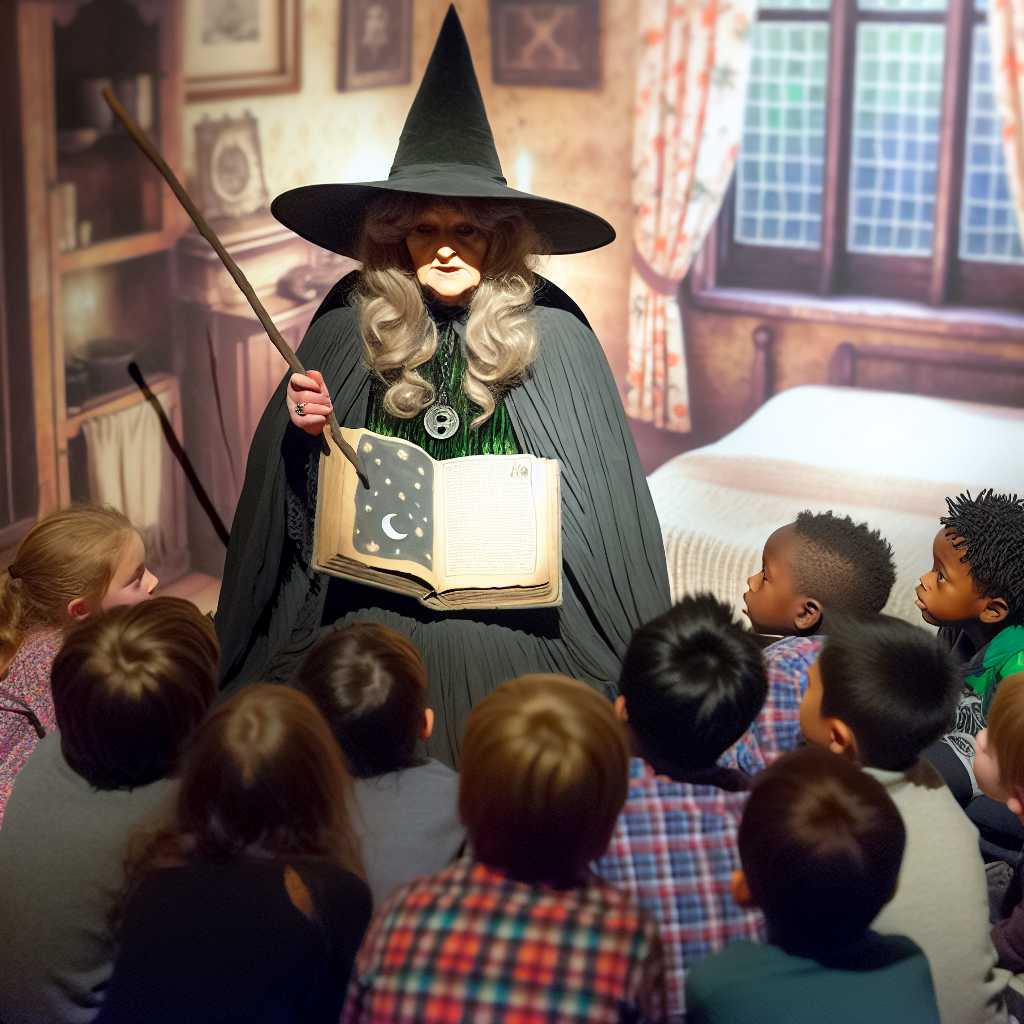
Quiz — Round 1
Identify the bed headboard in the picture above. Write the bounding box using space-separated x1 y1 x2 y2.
750 327 1024 410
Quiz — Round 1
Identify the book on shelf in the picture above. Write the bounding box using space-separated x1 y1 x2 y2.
314 429 562 610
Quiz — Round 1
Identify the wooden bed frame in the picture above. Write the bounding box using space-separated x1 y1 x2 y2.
749 327 1024 411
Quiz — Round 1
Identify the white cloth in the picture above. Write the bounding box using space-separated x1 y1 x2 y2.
867 760 1009 1024
81 392 169 559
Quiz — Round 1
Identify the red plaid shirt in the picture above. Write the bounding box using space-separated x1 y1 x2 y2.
341 856 666 1024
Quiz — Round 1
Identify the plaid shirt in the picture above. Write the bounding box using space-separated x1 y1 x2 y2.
594 758 765 1022
341 856 666 1024
721 635 823 775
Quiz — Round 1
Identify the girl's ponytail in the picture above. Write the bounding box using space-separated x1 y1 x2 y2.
0 567 28 678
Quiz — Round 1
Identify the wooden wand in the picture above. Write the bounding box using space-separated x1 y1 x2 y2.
102 87 370 490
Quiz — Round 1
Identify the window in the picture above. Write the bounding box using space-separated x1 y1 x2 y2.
715 0 1024 308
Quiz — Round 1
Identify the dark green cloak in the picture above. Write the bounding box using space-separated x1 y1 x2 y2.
215 295 671 766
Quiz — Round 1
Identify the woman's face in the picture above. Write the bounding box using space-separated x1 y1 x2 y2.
406 205 489 305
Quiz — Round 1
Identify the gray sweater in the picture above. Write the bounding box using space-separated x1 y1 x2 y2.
0 732 176 1024
351 758 465 907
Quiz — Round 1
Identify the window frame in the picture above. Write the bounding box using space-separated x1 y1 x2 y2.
713 0 1024 309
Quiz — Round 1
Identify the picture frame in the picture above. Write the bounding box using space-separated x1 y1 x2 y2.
194 112 271 220
338 0 413 92
489 0 601 89
184 0 301 101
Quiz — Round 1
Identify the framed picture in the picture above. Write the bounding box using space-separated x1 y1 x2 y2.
184 0 300 100
489 0 600 89
338 0 412 91
194 113 271 220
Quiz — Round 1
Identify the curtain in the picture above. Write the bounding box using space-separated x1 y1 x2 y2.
628 0 756 432
81 392 170 560
990 0 1024 241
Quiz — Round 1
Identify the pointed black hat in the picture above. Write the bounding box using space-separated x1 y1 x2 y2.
271 6 614 257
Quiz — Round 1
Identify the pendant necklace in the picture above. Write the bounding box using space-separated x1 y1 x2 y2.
424 329 460 440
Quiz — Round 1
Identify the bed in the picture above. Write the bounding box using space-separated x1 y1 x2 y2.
648 385 1024 628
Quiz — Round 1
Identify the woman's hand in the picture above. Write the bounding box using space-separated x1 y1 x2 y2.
287 371 332 436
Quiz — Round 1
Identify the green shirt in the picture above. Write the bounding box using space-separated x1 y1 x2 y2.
365 313 519 462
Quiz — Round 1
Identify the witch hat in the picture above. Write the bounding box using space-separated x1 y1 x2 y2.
271 5 614 257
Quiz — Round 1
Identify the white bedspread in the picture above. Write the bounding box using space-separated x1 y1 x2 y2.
648 386 1024 627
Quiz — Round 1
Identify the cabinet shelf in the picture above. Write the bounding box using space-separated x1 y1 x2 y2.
58 226 180 273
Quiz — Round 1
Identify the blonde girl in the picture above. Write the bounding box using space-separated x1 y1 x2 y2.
0 504 158 825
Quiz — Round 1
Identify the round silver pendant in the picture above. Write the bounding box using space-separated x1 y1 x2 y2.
424 404 460 439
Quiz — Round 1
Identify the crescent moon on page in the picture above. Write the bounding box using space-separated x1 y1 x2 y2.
381 514 408 540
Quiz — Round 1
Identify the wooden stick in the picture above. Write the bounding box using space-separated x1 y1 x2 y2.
128 362 232 548
102 86 369 490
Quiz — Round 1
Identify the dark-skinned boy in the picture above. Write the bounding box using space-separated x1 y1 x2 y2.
916 491 1024 855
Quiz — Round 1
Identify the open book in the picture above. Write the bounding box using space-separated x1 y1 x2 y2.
313 429 562 610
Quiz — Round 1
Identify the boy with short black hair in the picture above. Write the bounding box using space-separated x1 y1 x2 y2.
801 612 1008 1024
685 746 940 1024
342 673 666 1024
730 510 896 772
595 594 768 1022
916 492 1024 832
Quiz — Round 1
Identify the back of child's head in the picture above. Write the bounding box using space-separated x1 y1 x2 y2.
940 490 1024 624
294 622 426 777
740 746 905 956
985 671 1024 793
459 673 629 886
0 504 136 675
818 612 961 771
157 683 362 872
51 596 218 790
792 510 895 614
619 594 767 776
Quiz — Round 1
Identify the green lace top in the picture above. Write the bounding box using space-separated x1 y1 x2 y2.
364 307 520 461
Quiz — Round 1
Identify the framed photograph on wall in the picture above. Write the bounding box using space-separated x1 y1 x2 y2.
194 113 271 220
338 0 412 91
184 0 301 100
489 0 600 89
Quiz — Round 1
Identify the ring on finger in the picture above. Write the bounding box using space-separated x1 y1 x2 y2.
295 403 306 416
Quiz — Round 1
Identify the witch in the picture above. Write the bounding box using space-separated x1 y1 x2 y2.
215 7 672 767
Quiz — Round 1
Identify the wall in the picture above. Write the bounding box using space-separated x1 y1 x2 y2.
183 0 638 384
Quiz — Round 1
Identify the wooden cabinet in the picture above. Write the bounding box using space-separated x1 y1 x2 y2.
2 0 188 575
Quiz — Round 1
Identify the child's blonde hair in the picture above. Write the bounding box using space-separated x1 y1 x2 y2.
0 504 136 677
987 672 1024 793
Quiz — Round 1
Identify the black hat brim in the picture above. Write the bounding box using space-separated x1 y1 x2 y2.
271 164 616 258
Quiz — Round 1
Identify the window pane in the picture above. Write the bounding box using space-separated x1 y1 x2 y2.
847 23 945 256
758 0 829 9
958 25 1024 263
734 21 829 249
859 0 946 10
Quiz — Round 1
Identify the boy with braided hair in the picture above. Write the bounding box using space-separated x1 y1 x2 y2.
915 490 1024 850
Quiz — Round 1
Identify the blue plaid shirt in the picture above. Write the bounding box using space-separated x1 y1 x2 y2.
594 759 765 1023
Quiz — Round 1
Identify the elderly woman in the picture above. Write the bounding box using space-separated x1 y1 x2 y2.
216 8 671 766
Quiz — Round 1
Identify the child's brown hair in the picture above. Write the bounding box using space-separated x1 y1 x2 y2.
986 672 1024 793
458 673 629 886
0 504 136 676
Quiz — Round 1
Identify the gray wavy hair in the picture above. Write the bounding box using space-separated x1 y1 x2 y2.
353 193 543 428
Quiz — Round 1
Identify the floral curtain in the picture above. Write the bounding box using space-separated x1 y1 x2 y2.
990 0 1024 243
628 0 756 432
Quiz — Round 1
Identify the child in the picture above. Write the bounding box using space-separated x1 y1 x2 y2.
342 673 666 1024
595 594 767 1022
0 598 215 1024
800 612 1008 1024
294 622 464 907
685 746 940 1024
0 504 158 826
95 684 371 1024
916 492 1024 835
732 510 896 773
973 673 1024 977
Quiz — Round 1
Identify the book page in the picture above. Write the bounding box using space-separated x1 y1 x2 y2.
443 456 537 576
